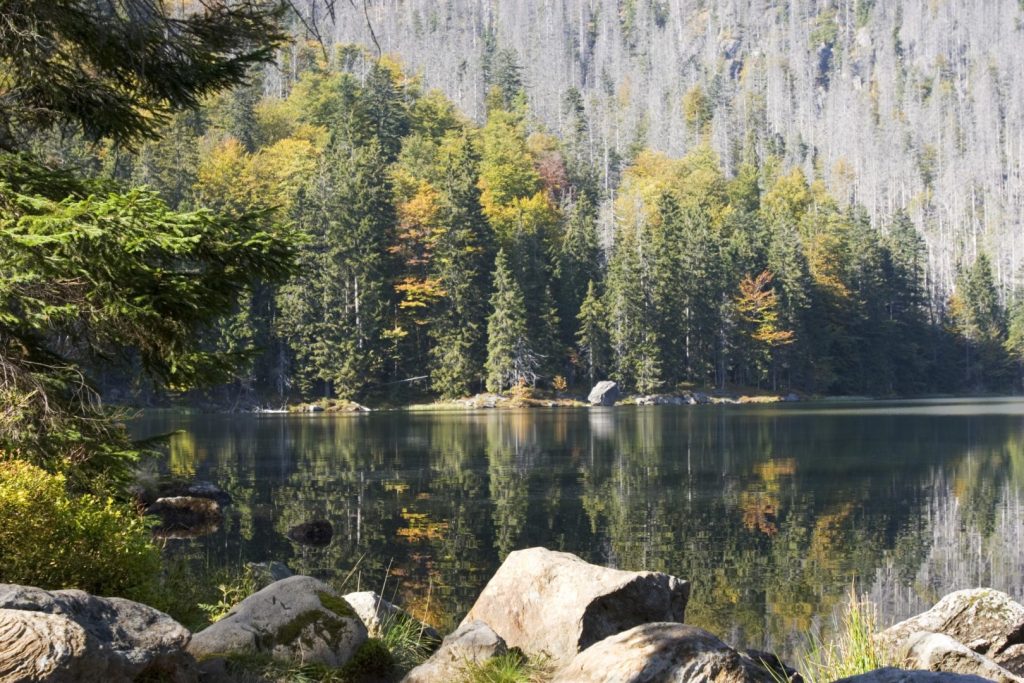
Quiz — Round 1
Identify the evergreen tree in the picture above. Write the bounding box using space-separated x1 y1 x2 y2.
576 280 610 385
485 250 540 392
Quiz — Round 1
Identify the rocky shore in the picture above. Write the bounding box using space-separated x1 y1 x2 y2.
2 547 1022 682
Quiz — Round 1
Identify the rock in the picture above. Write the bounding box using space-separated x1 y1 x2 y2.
588 381 620 406
0 608 95 682
307 404 325 412
401 620 506 683
833 668 995 683
900 631 1024 683
783 392 801 402
343 591 440 642
245 561 294 589
692 392 711 405
133 478 232 508
460 547 689 668
146 496 223 538
551 622 778 683
0 583 196 682
747 649 804 683
876 589 1024 673
287 519 333 546
188 575 366 667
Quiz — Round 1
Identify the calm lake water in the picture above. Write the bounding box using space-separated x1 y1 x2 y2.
135 398 1024 654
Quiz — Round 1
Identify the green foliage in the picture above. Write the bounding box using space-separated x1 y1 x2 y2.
377 612 437 672
0 459 160 598
486 250 540 392
0 0 284 148
197 566 260 624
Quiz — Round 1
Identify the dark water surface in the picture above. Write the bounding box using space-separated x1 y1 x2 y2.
134 398 1024 654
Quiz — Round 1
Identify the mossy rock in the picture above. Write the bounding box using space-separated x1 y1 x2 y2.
188 575 368 669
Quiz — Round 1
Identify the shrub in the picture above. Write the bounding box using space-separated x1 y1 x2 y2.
0 458 160 598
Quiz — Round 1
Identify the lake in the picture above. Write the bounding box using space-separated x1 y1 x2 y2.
135 398 1024 655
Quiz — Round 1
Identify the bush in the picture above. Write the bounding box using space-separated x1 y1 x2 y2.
0 459 160 598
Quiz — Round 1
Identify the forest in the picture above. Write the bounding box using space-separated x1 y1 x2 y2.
39 39 1024 405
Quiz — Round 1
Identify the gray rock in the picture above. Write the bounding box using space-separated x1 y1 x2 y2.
551 622 778 683
343 591 440 642
187 575 366 667
832 668 995 683
900 631 1024 683
401 620 506 683
876 589 1024 674
460 547 689 668
245 561 294 589
588 381 620 406
0 584 196 682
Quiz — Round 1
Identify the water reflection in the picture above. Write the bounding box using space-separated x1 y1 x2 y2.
134 400 1024 655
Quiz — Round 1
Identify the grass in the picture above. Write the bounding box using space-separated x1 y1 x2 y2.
791 590 895 683
377 611 438 671
458 651 552 683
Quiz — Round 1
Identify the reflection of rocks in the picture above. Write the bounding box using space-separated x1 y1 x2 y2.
344 591 440 642
132 478 232 508
552 623 778 683
588 381 620 406
877 589 1024 676
287 519 333 546
188 576 366 667
146 496 222 538
0 584 196 682
461 547 689 668
401 620 506 683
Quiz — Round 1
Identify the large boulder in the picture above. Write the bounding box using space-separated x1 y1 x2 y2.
343 591 440 642
188 575 366 667
588 381 620 406
401 620 506 683
876 589 1024 674
833 668 995 683
900 631 1024 683
460 547 689 668
0 584 195 682
551 623 778 683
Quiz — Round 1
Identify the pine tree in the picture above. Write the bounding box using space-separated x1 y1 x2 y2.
485 250 540 392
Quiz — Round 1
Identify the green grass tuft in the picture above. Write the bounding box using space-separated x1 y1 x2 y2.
793 590 895 683
458 650 551 683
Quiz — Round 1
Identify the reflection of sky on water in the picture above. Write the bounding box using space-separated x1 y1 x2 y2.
133 399 1024 657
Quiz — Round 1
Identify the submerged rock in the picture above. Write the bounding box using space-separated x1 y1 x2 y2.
588 381 620 406
146 496 223 538
876 589 1024 675
343 591 440 642
551 623 779 683
0 584 195 682
287 519 333 546
401 620 506 683
188 575 366 668
460 546 689 668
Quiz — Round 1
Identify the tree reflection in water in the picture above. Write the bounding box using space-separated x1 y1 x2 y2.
134 399 1024 655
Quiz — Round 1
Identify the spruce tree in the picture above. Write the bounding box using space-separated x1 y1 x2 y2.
576 280 610 385
485 250 539 392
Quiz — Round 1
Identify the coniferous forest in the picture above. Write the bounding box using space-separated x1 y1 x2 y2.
14 5 1024 406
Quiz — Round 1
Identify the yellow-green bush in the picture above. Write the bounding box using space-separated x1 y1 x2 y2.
0 459 160 598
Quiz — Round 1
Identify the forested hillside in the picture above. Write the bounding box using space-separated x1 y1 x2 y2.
297 0 1024 299
33 2 1024 402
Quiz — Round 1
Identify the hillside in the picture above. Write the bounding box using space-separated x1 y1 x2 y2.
295 0 1024 298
